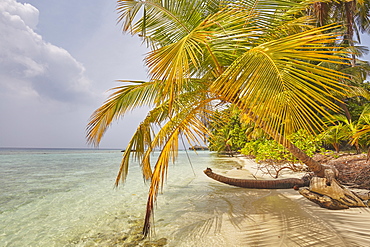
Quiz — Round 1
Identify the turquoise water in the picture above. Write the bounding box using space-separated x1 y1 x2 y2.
1 148 370 246
0 148 226 246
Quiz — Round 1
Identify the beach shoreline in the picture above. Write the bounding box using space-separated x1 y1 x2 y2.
2 150 370 246
215 154 307 180
203 155 370 246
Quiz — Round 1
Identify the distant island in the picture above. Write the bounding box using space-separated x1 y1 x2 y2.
189 145 209 150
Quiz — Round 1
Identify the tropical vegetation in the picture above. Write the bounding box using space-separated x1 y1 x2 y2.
86 0 370 237
208 106 248 155
240 130 324 176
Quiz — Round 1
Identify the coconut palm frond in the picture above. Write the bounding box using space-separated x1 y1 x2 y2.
339 57 370 82
358 105 370 123
117 0 221 48
115 103 170 186
351 126 370 145
228 0 308 22
350 105 370 145
346 85 370 100
116 81 212 185
211 25 350 137
141 97 214 237
144 20 213 109
262 16 316 41
143 127 179 237
86 81 162 146
117 0 145 33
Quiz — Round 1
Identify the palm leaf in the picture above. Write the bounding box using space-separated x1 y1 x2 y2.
86 81 162 146
117 0 221 47
211 25 350 138
115 104 169 185
141 97 214 237
115 79 212 184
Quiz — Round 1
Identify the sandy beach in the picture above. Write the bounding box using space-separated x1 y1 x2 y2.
217 155 307 180
191 155 370 247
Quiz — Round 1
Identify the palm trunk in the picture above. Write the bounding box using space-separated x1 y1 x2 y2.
333 143 340 153
204 168 309 189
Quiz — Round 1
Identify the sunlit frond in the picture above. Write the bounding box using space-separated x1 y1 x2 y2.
114 79 212 183
117 0 221 47
140 97 215 237
115 103 171 185
351 126 370 145
86 81 162 146
211 25 350 138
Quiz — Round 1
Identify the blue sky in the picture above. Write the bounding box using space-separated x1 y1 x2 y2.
1 0 370 149
0 0 149 148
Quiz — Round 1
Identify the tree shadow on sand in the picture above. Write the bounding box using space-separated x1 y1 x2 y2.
155 183 370 247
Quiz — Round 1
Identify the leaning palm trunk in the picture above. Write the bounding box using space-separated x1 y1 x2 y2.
241 108 328 177
205 167 366 209
204 155 366 209
256 122 326 177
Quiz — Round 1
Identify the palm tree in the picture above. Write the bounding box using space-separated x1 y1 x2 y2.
208 106 248 155
322 106 370 153
87 0 366 236
351 105 370 151
306 0 370 121
322 122 348 152
308 0 370 46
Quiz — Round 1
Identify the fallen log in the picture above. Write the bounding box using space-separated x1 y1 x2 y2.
203 168 309 189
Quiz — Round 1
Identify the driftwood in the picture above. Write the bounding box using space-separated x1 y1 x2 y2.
299 179 366 210
299 166 366 209
351 189 370 201
204 167 368 210
299 188 350 209
309 178 365 207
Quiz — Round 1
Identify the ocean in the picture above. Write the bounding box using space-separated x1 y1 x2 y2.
1 148 370 247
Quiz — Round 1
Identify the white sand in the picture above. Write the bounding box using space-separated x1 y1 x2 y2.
223 155 307 180
168 155 370 246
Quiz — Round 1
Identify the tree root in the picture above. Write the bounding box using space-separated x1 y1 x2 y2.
299 188 350 209
299 176 366 209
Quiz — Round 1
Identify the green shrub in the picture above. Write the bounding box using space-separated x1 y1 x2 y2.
240 129 324 164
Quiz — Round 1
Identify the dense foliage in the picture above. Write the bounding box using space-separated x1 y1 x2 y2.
209 103 370 160
240 130 324 164
208 106 248 155
208 106 325 163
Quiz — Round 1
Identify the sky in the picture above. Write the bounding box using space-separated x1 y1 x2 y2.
0 0 150 149
1 1 370 149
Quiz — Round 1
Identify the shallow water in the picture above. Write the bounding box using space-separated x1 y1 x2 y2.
1 149 370 246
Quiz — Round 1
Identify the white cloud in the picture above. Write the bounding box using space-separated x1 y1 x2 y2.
0 0 150 148
1 0 39 29
0 0 93 104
